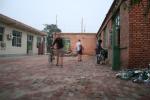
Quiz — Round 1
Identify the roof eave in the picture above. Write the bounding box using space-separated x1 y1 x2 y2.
0 14 47 36
96 0 124 38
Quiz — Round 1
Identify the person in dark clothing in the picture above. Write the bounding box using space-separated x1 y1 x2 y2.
96 39 102 54
96 39 108 64
96 39 103 64
52 33 64 67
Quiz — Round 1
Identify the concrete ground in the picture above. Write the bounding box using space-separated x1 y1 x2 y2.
0 55 150 100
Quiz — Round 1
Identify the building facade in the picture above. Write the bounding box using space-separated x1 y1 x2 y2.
0 14 47 56
97 0 150 70
54 33 97 55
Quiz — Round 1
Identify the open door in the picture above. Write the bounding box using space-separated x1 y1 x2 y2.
112 13 120 70
27 35 33 55
63 38 71 53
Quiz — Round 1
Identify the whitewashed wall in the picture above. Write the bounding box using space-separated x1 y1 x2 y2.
0 23 41 55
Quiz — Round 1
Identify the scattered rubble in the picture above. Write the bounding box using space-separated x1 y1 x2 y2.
116 65 150 84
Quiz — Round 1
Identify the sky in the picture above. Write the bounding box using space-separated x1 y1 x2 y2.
0 0 113 33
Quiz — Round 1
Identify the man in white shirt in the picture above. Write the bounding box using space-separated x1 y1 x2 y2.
76 40 83 61
76 40 81 51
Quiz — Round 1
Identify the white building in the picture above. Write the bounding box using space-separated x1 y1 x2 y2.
0 14 47 56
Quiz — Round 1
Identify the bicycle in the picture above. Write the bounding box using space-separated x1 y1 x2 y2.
97 50 104 64
48 47 55 64
96 49 108 64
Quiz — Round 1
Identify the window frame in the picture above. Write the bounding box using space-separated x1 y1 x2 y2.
0 26 4 41
12 30 22 47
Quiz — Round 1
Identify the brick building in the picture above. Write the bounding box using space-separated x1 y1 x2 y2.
97 0 150 70
54 33 97 55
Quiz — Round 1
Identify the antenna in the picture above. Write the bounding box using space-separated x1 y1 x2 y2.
84 23 86 33
56 14 58 26
81 17 83 33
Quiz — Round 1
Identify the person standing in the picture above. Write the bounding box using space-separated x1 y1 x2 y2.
76 40 83 62
96 39 105 64
96 39 102 54
52 33 64 67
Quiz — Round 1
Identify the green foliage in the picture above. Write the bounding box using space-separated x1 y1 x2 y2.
130 0 141 6
43 24 61 52
43 24 61 35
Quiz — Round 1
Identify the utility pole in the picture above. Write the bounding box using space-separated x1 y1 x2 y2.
81 17 83 33
56 14 58 26
84 24 86 33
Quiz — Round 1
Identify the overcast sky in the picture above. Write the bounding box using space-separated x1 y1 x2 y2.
0 0 113 33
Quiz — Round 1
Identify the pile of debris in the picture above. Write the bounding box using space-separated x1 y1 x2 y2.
116 65 150 84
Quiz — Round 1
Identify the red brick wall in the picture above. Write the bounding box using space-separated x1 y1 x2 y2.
97 0 150 68
128 0 150 68
61 33 97 55
120 2 130 68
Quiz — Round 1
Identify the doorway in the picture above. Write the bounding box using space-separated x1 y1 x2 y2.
63 38 71 53
112 12 120 70
27 35 33 55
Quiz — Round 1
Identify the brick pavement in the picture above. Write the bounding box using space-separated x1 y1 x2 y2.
0 55 150 100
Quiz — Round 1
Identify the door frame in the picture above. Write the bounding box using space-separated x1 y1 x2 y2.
112 12 121 70
27 35 33 54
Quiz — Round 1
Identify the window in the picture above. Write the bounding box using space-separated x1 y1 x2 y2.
63 38 71 52
12 30 22 47
27 35 33 42
115 14 120 30
0 27 4 41
115 14 120 46
112 13 120 47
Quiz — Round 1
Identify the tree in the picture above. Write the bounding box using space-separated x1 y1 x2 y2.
43 24 61 35
43 24 61 52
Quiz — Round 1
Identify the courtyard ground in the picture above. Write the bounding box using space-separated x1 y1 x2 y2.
0 55 150 100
